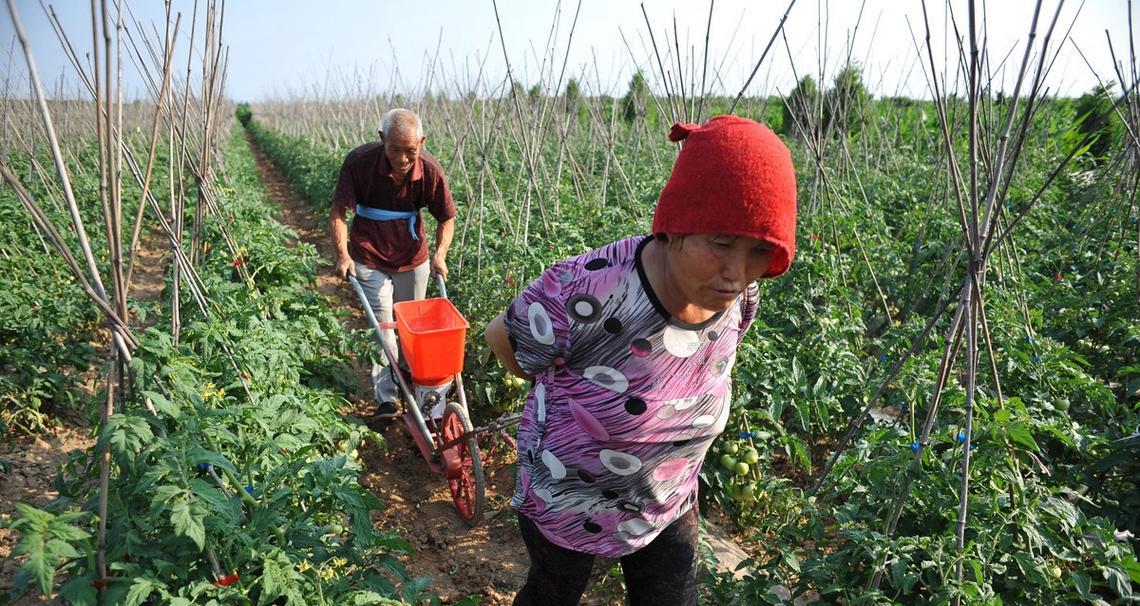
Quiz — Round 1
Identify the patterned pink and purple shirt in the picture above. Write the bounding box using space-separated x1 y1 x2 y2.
504 236 758 557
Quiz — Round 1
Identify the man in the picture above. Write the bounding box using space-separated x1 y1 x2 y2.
330 108 457 418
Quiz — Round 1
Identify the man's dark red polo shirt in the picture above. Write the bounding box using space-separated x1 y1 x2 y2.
331 142 457 272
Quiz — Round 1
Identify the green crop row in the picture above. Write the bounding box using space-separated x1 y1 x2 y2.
3 126 436 605
1 145 118 438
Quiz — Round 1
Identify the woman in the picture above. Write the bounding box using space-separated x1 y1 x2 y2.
485 116 797 606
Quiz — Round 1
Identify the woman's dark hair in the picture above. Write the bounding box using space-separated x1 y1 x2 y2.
655 233 687 249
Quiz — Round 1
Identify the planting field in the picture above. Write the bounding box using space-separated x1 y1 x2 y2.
2 1 1139 605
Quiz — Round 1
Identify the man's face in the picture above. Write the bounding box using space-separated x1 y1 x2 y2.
380 128 424 178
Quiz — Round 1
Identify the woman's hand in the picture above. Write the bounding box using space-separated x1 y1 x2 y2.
485 313 531 380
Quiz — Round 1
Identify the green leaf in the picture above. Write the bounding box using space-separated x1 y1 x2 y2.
21 536 53 595
47 518 90 542
345 591 405 605
58 572 98 606
44 538 80 559
260 554 306 605
400 575 434 604
105 414 155 458
151 485 184 511
1072 571 1093 599
13 502 53 527
1102 564 1133 599
1042 496 1079 529
124 576 157 606
781 547 801 574
1005 422 1039 453
170 499 205 551
1122 555 1140 584
143 390 181 419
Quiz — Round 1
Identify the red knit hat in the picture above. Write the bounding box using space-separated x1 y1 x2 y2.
652 115 797 278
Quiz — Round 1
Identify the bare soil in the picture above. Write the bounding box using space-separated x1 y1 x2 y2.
0 422 94 604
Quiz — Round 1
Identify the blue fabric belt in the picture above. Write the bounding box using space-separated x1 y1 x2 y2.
354 204 419 240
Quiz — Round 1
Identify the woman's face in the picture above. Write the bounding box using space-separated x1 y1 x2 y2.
663 234 774 312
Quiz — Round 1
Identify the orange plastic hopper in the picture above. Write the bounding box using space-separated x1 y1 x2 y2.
393 297 469 386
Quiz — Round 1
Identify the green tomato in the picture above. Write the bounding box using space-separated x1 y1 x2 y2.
1049 565 1062 579
734 461 751 476
1055 398 1070 412
720 454 737 471
739 482 757 502
725 442 740 455
742 448 759 465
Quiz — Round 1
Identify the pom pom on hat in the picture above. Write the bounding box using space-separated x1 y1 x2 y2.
652 115 797 278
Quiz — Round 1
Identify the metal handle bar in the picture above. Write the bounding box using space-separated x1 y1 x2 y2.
346 274 439 450
432 412 523 455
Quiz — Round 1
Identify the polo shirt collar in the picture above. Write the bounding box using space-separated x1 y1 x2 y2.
378 144 424 182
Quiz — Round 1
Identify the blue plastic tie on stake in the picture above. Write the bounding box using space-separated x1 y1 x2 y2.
910 441 921 453
1033 354 1042 363
738 431 755 440
957 431 967 443
198 462 212 473
244 486 254 495
878 354 889 363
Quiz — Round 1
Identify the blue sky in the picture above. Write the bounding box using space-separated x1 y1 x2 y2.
3 1 1135 101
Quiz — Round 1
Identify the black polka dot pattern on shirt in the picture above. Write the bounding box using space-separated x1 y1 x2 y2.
567 294 603 323
625 397 647 415
630 338 652 357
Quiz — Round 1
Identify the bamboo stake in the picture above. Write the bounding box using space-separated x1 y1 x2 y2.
640 3 679 121
695 0 714 123
124 9 180 290
491 0 551 236
5 0 115 320
729 0 797 114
